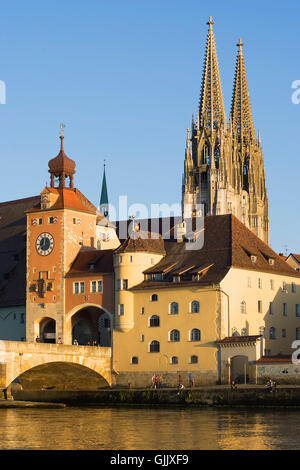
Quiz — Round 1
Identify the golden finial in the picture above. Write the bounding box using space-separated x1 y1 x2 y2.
237 38 244 55
60 123 66 137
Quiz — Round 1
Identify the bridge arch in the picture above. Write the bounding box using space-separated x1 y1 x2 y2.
0 341 112 389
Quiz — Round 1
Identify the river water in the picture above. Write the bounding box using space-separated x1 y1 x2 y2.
0 406 300 450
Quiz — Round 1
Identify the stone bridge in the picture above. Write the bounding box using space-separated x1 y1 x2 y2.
0 340 112 390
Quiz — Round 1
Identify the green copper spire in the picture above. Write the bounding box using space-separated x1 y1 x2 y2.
100 161 109 218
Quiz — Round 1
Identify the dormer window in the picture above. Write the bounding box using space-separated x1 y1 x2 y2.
173 275 180 283
89 264 95 271
268 258 275 266
153 273 163 281
251 255 257 263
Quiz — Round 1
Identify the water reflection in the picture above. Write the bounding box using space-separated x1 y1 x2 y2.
0 407 300 450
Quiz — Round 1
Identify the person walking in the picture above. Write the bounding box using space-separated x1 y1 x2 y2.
188 373 194 388
151 374 156 389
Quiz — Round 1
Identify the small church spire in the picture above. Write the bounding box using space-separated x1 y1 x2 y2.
100 160 109 218
231 38 255 143
198 17 226 130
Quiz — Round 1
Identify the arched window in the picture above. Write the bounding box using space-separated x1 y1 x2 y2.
149 315 160 327
240 301 246 314
149 340 160 353
170 302 179 315
190 328 201 342
202 145 210 165
151 294 158 302
214 145 220 168
269 327 276 340
131 356 138 364
191 301 200 313
170 329 180 342
190 355 198 364
171 356 178 365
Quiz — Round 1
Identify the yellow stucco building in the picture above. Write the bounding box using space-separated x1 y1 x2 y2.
112 215 300 387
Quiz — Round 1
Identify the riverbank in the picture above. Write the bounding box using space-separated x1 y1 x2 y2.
0 399 66 408
11 385 300 407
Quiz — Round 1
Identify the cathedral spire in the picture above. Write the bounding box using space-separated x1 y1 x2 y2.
100 161 109 218
231 38 255 142
199 17 226 130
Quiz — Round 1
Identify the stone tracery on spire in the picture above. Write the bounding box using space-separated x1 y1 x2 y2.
198 16 226 130
231 38 255 143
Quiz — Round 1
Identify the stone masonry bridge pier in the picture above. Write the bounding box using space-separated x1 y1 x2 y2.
0 341 112 391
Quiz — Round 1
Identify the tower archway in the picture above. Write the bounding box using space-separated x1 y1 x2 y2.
66 304 113 346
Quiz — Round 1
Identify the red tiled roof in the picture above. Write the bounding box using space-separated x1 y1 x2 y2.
0 195 40 306
256 355 292 363
66 249 114 276
290 254 300 263
216 335 262 344
26 187 97 215
131 214 299 290
114 231 166 255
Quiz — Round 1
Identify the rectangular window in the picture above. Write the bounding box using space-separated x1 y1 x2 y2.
129 256 133 263
123 279 128 290
270 279 274 290
118 304 124 316
292 283 296 293
282 329 286 338
282 281 287 292
283 303 287 316
269 302 273 315
80 282 85 294
116 279 121 291
141 307 145 315
91 281 97 293
258 278 262 289
258 300 262 313
73 218 77 224
74 282 79 294
296 304 300 317
97 281 102 292
38 218 43 225
49 217 54 224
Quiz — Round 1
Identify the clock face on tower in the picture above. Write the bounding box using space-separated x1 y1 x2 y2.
36 233 54 256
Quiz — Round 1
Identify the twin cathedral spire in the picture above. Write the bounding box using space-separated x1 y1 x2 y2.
183 17 269 244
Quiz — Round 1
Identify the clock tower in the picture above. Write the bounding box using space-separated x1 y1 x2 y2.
25 131 98 343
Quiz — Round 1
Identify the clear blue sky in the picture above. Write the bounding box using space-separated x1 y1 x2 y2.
0 0 299 254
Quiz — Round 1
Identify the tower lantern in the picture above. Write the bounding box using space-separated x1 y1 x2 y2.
48 125 76 189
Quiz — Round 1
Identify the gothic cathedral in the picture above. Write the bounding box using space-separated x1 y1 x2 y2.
182 17 269 244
